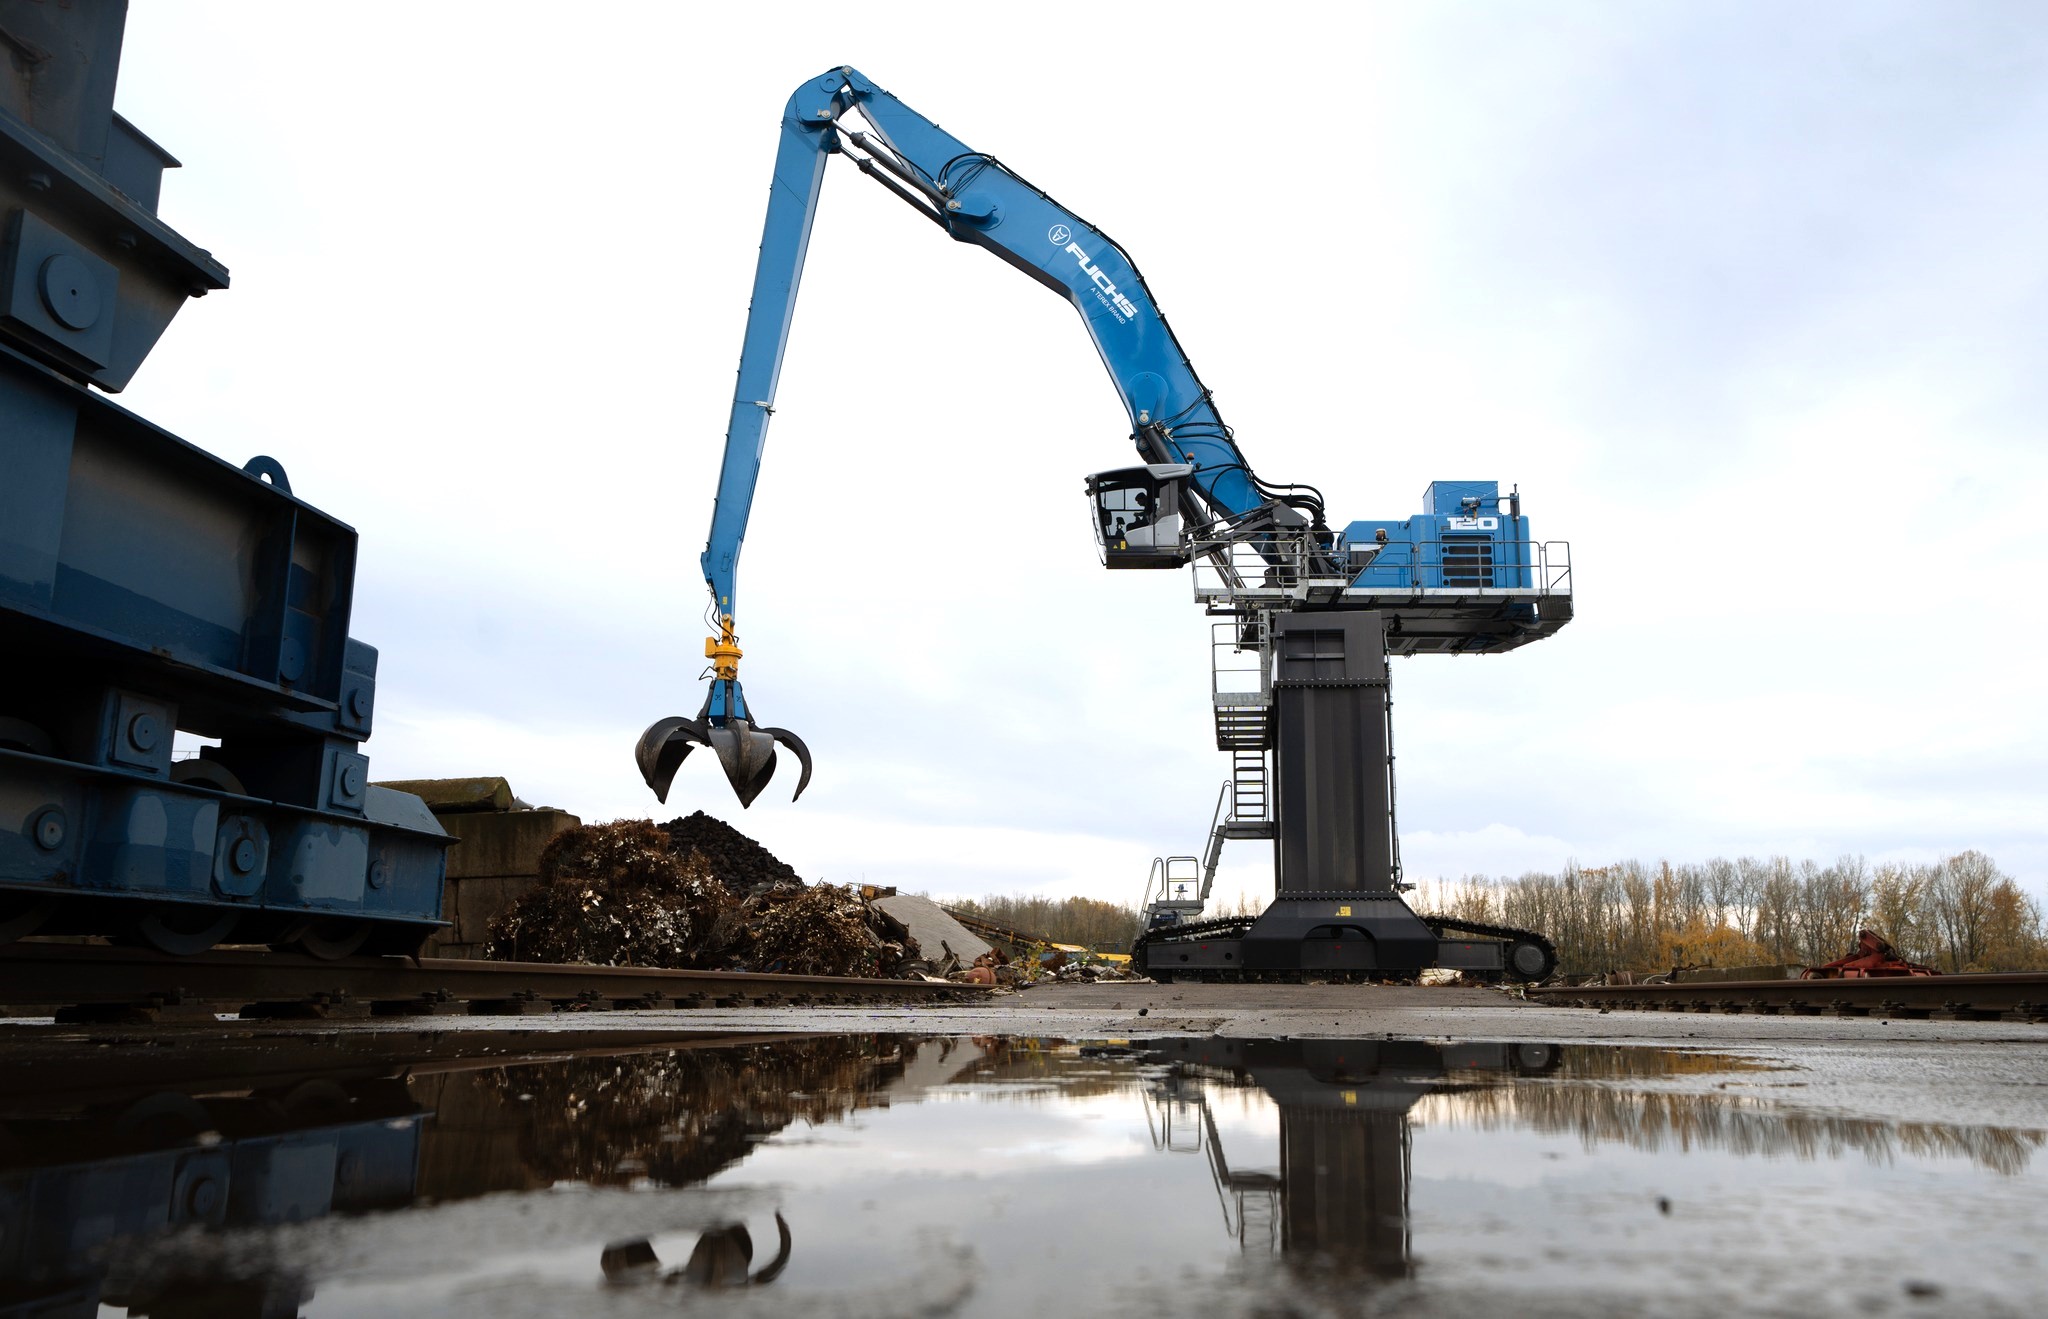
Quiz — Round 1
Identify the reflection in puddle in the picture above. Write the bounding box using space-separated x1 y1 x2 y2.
0 1034 2039 1316
1131 1039 1569 1279
1432 1075 2047 1175
418 1036 903 1196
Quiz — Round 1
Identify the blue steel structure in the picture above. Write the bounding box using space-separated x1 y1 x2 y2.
0 2 447 956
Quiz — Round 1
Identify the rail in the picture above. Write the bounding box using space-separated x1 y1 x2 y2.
1529 972 2048 1021
0 943 987 1022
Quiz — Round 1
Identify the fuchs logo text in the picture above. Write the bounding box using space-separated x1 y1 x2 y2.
1064 242 1139 321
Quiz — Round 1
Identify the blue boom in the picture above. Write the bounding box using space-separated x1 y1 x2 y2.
698 67 1270 617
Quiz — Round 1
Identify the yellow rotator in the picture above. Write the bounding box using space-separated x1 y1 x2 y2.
636 613 813 809
705 615 743 682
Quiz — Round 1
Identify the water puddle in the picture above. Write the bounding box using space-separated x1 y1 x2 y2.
2 1033 2041 1317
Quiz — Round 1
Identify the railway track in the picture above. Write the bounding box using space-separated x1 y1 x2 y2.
0 943 987 1023
1529 972 2048 1022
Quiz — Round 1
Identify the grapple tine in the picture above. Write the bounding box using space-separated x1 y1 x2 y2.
635 716 711 804
734 752 777 808
708 718 781 809
762 726 813 802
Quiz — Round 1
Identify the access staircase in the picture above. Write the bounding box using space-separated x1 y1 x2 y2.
1198 615 1276 901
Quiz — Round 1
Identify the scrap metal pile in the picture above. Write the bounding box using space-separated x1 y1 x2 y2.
1038 949 1142 983
484 1036 900 1188
484 816 926 978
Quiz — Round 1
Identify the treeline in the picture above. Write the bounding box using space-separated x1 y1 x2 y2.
942 894 1141 951
1416 851 2047 975
937 850 2046 974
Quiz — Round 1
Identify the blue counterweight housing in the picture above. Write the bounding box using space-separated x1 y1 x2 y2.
0 4 447 956
1284 479 1572 656
1344 481 1532 592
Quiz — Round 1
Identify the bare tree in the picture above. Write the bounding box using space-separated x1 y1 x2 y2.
1422 849 2042 975
1752 858 1800 962
1731 856 1772 943
1928 851 2001 971
1790 855 1869 964
1866 863 1929 962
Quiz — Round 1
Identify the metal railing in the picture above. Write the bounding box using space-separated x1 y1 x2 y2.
1210 618 1273 752
1143 855 1205 913
1210 619 1270 703
1190 536 1572 603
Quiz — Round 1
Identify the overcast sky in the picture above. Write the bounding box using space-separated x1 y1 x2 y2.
108 2 2046 909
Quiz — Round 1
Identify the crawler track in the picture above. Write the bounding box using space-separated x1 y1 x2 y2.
1530 972 2048 1022
1128 911 1558 983
0 943 986 1022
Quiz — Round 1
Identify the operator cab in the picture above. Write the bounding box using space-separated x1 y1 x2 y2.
1084 464 1191 569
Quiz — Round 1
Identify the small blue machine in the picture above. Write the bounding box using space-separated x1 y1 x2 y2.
0 1 446 956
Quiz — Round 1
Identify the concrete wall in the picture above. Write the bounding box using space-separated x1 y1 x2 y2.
426 808 579 959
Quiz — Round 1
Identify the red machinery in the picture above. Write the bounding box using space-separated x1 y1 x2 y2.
1801 930 1939 979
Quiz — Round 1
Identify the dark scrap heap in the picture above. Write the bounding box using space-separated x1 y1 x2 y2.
483 1036 905 1188
661 811 803 891
483 816 926 978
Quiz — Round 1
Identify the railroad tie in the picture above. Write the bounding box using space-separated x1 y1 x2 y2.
470 990 552 1016
53 990 216 1026
240 990 368 1021
372 990 463 1017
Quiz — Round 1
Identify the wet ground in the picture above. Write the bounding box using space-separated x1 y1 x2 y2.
3 986 2045 1317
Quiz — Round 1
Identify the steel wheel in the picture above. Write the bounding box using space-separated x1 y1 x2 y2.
113 1092 214 1142
0 717 54 756
285 918 373 961
169 759 247 794
280 1078 354 1120
126 904 239 956
0 892 56 947
0 720 63 949
1505 938 1558 983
